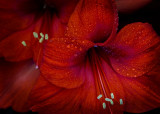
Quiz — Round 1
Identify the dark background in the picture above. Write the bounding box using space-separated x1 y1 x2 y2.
0 0 160 114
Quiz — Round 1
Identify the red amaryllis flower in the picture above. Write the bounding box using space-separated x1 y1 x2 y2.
0 0 160 114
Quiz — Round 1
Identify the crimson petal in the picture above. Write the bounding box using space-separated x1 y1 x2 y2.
0 58 39 112
40 37 94 88
29 57 124 114
120 64 160 113
65 0 118 43
107 22 160 77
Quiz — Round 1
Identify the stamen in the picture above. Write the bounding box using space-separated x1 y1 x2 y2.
102 102 106 109
119 99 123 105
40 32 44 38
111 93 114 99
21 41 27 47
97 94 103 99
105 98 114 105
45 34 49 40
110 100 114 105
39 37 44 43
105 98 112 102
33 32 38 38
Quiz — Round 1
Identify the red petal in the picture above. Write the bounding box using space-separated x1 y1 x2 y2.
29 49 125 114
0 0 44 61
65 0 118 43
29 59 124 114
100 53 160 113
29 48 160 113
120 64 160 113
0 58 39 112
31 12 73 67
107 22 160 77
40 37 94 88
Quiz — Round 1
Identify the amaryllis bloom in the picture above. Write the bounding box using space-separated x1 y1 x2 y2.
0 0 160 114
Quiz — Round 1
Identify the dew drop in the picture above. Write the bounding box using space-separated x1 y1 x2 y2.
79 47 82 51
67 45 70 48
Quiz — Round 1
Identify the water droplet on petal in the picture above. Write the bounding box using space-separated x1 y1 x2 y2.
67 44 70 48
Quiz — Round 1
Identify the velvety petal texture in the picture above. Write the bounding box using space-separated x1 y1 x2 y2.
0 59 39 112
121 64 160 113
107 22 160 77
0 0 69 62
29 57 125 114
41 38 94 88
30 22 160 113
65 0 118 43
0 0 160 113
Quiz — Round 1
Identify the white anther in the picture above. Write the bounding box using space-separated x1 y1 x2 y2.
97 94 103 99
33 32 38 38
40 32 44 38
111 93 114 99
105 98 111 102
39 37 44 43
119 99 123 105
21 41 27 47
45 34 49 40
102 102 106 109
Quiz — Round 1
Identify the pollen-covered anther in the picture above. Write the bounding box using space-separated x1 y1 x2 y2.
39 37 44 43
110 100 114 105
97 94 103 99
105 98 114 105
102 102 106 109
45 34 49 40
111 93 114 99
119 99 123 105
21 41 27 47
40 32 44 38
33 32 38 38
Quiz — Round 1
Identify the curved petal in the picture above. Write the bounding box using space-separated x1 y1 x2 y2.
29 57 124 114
0 0 44 61
107 22 160 77
40 37 94 88
99 51 160 113
0 58 40 112
120 64 160 113
29 48 160 113
0 2 66 62
65 0 118 43
0 18 43 61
